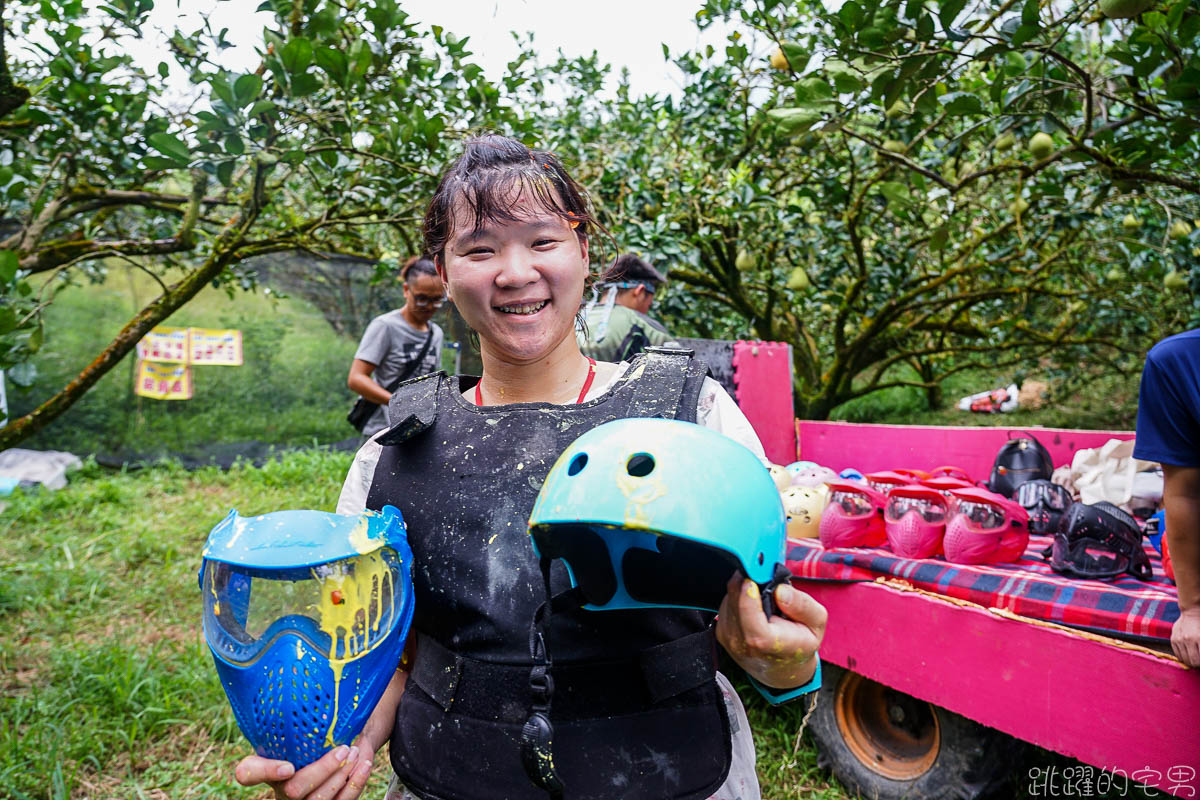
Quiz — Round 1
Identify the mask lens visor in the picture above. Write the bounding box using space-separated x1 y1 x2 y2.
202 549 405 665
831 490 874 517
1051 534 1129 578
956 500 1008 532
885 496 946 523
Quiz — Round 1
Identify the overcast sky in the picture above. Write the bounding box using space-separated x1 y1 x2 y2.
121 0 746 100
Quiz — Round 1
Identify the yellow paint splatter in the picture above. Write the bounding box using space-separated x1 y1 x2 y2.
311 550 396 747
487 534 498 545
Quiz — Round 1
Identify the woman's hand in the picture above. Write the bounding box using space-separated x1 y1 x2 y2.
716 573 827 689
232 669 406 799
234 742 377 800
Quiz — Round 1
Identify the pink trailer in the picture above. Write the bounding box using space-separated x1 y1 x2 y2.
786 421 1200 799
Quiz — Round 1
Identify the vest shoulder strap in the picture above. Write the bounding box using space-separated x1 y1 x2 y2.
377 371 443 446
626 346 701 420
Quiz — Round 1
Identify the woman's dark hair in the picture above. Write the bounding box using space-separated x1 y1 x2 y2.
423 135 598 263
601 254 667 287
401 255 438 284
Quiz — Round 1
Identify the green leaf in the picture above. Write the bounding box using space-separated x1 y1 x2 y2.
315 47 348 84
0 307 16 335
0 250 18 284
916 13 935 41
224 133 245 155
147 132 190 164
280 37 313 74
768 108 823 134
216 160 235 187
930 226 950 250
290 72 321 97
839 0 865 31
157 61 169 79
233 73 262 108
1010 23 1040 47
879 181 911 205
28 323 43 354
939 91 984 115
938 0 968 29
247 100 277 118
1021 0 1040 27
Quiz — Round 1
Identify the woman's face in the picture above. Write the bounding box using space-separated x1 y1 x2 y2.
440 193 588 364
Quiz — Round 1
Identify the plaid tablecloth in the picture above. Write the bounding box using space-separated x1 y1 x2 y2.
786 535 1180 643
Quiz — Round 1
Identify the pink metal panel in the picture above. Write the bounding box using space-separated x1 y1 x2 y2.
732 341 797 465
803 579 1200 795
798 420 1135 481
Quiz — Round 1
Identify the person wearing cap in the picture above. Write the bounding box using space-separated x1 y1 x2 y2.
1133 327 1200 667
579 253 677 362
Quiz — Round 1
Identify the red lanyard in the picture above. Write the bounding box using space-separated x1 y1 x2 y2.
474 358 596 406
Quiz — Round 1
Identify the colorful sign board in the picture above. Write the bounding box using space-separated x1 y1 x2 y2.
134 359 194 400
136 326 190 364
189 328 244 366
133 326 243 400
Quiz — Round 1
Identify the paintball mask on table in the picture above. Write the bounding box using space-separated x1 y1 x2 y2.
884 486 949 559
819 481 888 549
200 507 415 767
943 487 1030 565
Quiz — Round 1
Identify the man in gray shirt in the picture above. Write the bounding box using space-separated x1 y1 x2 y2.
348 256 445 439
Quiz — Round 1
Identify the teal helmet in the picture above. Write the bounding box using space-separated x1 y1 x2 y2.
528 418 788 612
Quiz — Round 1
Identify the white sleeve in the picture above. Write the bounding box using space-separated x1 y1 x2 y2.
695 377 770 466
336 436 384 514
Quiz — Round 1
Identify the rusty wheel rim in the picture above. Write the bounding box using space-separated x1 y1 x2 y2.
834 671 940 780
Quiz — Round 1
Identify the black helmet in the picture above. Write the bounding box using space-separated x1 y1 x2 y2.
987 432 1054 498
1016 479 1074 535
1046 502 1152 581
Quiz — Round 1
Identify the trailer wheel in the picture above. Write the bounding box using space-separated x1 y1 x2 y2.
809 663 1021 800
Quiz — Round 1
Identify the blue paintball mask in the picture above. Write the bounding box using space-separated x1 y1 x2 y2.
200 506 415 767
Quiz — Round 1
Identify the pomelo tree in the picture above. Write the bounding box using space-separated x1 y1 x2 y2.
583 0 1199 418
0 0 585 446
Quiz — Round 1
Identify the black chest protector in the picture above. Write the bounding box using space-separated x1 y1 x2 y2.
366 351 733 800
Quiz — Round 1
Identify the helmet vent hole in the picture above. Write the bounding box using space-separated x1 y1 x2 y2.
568 454 588 476
626 453 655 477
757 552 764 566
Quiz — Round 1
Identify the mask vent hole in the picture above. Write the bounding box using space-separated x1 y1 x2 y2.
568 454 588 476
626 453 655 477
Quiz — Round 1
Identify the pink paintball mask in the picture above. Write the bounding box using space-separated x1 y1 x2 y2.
943 487 1030 565
819 481 888 549
921 476 976 510
928 465 972 482
865 471 915 495
884 486 948 559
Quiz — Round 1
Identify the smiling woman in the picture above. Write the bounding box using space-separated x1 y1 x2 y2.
233 135 827 800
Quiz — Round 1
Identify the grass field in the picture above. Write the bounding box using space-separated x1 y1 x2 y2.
0 451 850 800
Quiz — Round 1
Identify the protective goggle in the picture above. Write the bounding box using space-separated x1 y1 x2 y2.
884 494 947 524
1046 502 1152 581
1016 480 1072 511
202 549 407 666
1049 535 1140 580
830 489 877 517
954 499 1016 533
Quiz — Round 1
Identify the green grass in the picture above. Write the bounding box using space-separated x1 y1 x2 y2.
0 451 845 799
0 450 356 800
10 268 360 456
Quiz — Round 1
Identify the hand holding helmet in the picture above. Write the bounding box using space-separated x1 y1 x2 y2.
716 570 825 693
